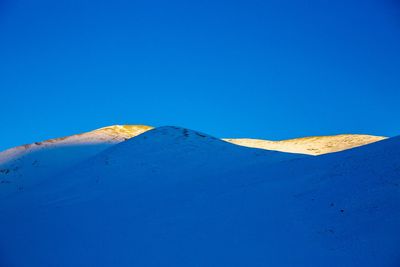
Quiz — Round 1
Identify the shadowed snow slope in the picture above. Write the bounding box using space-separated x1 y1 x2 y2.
0 125 152 164
0 126 399 267
0 125 384 198
224 134 386 155
0 125 152 198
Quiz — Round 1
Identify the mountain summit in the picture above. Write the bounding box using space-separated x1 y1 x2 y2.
0 125 398 266
0 125 386 198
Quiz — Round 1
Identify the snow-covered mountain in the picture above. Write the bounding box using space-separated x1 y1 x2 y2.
224 134 386 155
0 125 152 164
0 125 383 199
0 126 398 266
0 125 152 198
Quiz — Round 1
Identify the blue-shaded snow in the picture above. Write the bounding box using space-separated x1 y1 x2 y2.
0 127 399 266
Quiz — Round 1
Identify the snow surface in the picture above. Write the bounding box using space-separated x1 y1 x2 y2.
0 125 151 198
224 134 386 155
1 124 381 199
0 126 399 266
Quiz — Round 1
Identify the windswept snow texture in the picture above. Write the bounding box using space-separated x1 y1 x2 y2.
0 126 399 267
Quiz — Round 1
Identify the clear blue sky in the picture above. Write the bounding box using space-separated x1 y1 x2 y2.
1 0 399 150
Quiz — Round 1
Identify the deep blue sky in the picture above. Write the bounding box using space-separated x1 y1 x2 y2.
1 0 399 150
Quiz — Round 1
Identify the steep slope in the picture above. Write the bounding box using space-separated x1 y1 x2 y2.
224 134 386 155
0 125 152 197
0 125 153 164
0 127 398 267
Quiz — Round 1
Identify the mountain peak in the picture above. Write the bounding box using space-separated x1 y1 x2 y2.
137 126 215 140
92 125 153 139
106 126 226 155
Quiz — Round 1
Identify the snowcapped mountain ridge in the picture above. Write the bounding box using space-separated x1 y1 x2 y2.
224 134 386 155
0 125 152 198
0 125 152 164
0 125 398 266
0 124 384 163
0 125 383 199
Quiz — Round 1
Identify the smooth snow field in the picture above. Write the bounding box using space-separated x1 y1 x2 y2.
0 126 399 266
